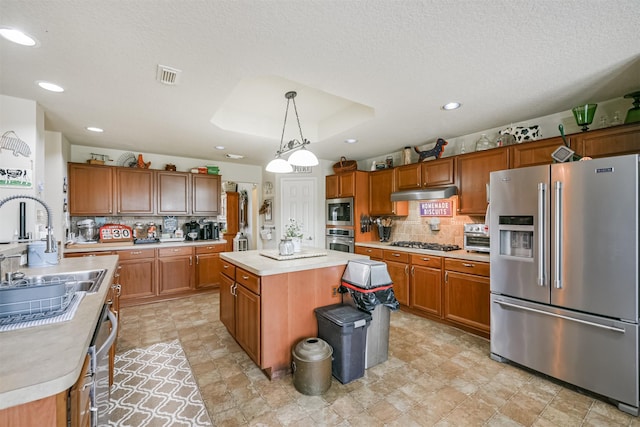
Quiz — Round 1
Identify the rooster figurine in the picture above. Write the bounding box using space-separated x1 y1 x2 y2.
414 138 448 162
137 154 151 169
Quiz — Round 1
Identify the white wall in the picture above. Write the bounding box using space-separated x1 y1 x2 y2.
0 95 44 242
45 131 71 244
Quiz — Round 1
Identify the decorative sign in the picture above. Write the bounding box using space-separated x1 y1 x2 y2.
419 200 453 217
0 167 33 188
99 224 133 242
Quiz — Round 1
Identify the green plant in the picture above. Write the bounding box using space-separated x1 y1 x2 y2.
284 218 303 238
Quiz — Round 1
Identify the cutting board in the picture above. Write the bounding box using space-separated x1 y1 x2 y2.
259 249 328 261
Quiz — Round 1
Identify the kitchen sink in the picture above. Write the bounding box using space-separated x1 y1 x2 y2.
1 269 108 294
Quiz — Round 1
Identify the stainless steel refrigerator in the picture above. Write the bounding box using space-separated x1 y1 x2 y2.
489 154 639 416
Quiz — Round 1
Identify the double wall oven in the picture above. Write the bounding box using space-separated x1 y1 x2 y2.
326 197 355 253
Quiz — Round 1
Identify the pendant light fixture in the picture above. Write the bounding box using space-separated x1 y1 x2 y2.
266 91 319 173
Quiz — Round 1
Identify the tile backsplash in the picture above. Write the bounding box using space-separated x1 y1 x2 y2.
384 196 484 246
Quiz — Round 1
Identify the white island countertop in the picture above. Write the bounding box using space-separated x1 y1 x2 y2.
0 255 119 410
220 249 368 276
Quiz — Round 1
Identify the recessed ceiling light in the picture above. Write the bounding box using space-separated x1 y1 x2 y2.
86 127 104 133
344 139 358 144
0 27 39 47
215 145 225 150
442 102 461 110
226 154 244 159
36 81 64 92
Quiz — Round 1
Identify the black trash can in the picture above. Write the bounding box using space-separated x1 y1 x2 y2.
314 304 371 384
340 259 399 368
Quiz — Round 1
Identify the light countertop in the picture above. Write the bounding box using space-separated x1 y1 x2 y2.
0 255 118 410
64 239 227 253
355 241 491 263
220 249 368 276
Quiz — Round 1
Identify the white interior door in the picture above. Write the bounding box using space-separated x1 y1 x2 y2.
281 177 316 248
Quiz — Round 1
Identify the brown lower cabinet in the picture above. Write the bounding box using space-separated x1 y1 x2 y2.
443 258 490 336
195 244 224 289
157 246 194 294
357 246 490 338
0 354 92 427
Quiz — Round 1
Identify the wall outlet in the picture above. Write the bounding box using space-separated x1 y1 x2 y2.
331 286 339 297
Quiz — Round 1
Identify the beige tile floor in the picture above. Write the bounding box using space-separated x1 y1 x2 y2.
117 292 640 426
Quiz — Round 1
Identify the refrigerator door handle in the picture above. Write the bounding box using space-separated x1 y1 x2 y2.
537 182 547 286
493 299 626 333
554 181 563 289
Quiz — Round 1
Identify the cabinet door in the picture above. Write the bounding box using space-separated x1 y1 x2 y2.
192 174 220 215
457 149 509 215
195 253 220 289
411 265 442 316
68 163 114 215
235 283 261 364
444 270 490 333
115 168 154 214
157 171 189 215
225 192 240 235
395 163 421 190
338 172 356 197
572 122 640 158
369 169 408 216
157 249 194 295
118 256 155 301
220 273 235 334
509 137 567 168
385 259 409 306
355 246 383 260
326 175 339 198
422 157 455 186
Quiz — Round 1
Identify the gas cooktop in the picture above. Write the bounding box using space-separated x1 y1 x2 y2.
390 241 461 252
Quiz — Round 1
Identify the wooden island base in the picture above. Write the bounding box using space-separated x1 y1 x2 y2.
219 250 368 379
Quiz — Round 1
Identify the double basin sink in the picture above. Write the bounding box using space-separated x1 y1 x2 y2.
0 269 107 319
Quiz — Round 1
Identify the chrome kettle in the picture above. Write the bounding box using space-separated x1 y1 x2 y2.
279 238 294 256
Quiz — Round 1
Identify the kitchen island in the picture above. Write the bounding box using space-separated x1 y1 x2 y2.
0 255 118 418
219 249 368 379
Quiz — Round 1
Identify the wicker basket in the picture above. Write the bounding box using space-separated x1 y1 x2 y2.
332 157 357 173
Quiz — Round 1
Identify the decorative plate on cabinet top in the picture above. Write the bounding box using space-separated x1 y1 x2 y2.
116 152 137 167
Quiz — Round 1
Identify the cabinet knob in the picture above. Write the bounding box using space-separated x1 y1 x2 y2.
131 251 142 255
462 262 475 268
392 253 400 257
421 257 430 261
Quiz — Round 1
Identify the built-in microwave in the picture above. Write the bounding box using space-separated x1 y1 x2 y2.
326 197 354 226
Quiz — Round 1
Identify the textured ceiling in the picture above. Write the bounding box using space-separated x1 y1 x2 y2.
0 1 639 166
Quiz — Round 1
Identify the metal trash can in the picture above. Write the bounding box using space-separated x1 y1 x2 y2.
341 259 398 369
315 304 371 384
292 337 333 395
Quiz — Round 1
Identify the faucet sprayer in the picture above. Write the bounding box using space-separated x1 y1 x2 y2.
0 194 56 254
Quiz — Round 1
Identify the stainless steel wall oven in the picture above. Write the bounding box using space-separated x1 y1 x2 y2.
326 228 354 253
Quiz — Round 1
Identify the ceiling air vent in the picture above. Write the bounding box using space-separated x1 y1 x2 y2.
156 65 181 85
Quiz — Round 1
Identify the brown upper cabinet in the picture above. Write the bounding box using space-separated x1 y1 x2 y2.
68 163 114 215
369 168 408 216
115 167 155 214
156 171 221 216
509 136 567 169
395 157 455 190
326 172 356 198
456 148 509 215
572 122 640 159
69 163 220 216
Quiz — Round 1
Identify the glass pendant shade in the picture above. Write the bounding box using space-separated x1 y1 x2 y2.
288 147 319 166
266 157 293 173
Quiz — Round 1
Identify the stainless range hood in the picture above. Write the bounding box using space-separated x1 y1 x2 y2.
390 186 457 201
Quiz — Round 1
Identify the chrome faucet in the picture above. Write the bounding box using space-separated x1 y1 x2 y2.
0 253 24 283
0 194 57 254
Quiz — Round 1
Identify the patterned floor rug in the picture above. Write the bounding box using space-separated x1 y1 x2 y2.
108 340 212 427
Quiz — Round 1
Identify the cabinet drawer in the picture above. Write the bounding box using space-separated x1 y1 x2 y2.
410 253 442 268
219 259 236 279
384 250 410 263
116 248 155 260
236 268 260 295
444 258 490 277
158 246 193 257
65 251 114 258
195 244 225 254
355 246 383 259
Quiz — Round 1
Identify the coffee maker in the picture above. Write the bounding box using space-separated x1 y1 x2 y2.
200 223 213 240
184 220 200 241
